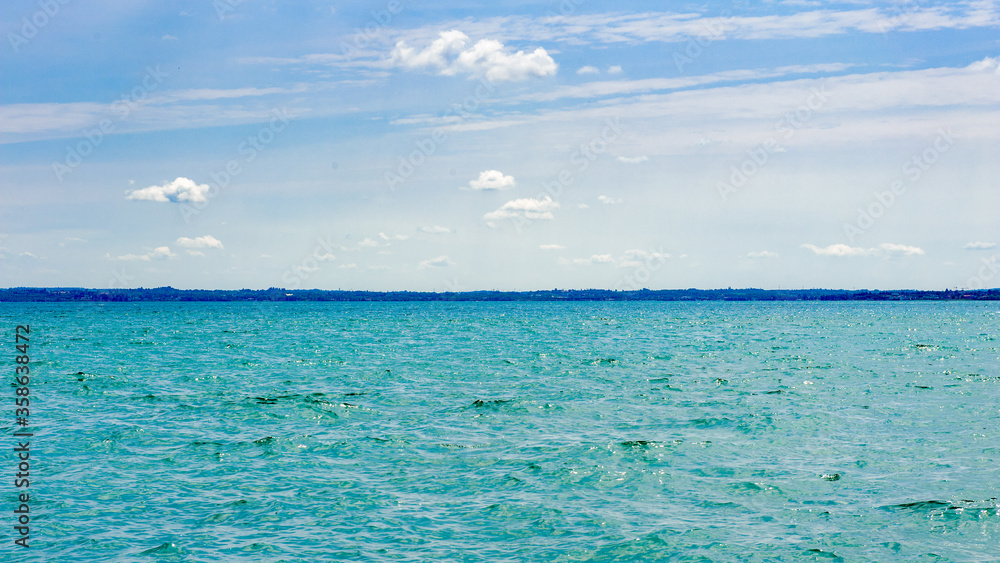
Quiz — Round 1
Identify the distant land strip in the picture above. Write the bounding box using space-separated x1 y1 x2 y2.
2 287 999 302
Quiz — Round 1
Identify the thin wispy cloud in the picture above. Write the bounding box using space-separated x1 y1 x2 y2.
114 247 176 261
484 196 559 225
419 226 453 234
964 241 996 250
802 243 925 257
418 255 455 268
616 156 648 163
176 235 224 249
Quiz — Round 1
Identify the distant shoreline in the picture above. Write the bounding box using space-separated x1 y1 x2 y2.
2 287 998 302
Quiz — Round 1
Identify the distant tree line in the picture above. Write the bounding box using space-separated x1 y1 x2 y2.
1 287 998 302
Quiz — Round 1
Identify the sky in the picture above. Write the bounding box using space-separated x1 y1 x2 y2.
1 0 999 291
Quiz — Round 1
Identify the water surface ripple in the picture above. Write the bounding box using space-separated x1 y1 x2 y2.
3 302 998 561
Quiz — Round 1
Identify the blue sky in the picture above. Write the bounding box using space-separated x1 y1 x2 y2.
1 0 999 291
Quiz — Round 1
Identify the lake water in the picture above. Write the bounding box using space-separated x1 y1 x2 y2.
3 301 998 561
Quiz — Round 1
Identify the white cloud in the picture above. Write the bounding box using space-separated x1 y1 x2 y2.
964 241 997 250
358 238 379 248
879 243 925 256
618 249 670 267
510 63 854 104
126 177 211 203
616 155 648 163
418 225 452 234
801 243 872 257
747 250 779 259
484 196 559 224
598 195 623 204
802 243 924 257
577 65 600 75
176 235 224 249
390 30 557 82
561 254 615 266
607 65 623 74
539 244 565 250
466 169 516 191
418 255 455 269
483 59 1000 151
186 250 205 257
500 6 1000 44
162 34 177 41
116 246 175 261
967 56 1000 74
378 232 409 241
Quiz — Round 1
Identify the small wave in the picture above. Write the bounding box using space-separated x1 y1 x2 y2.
882 498 1000 517
137 542 182 556
472 398 514 408
803 548 843 561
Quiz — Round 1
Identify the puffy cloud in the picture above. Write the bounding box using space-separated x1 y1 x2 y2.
539 244 565 250
577 65 600 75
747 250 779 259
176 235 224 249
607 65 623 74
418 255 455 269
964 241 997 250
418 225 452 234
616 155 648 163
801 243 924 257
126 177 210 203
598 195 623 204
391 30 557 82
483 196 559 224
466 169 516 191
358 238 379 248
391 29 467 70
116 246 175 261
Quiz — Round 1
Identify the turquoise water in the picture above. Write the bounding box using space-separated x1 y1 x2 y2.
2 301 998 561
